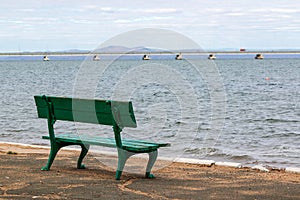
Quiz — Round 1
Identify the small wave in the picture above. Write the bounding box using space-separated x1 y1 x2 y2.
162 132 176 138
184 147 255 162
229 154 254 161
261 132 299 138
265 118 299 123
153 91 171 97
5 129 24 133
246 118 299 123
1 133 13 137
31 142 49 146
175 120 185 125
184 147 219 155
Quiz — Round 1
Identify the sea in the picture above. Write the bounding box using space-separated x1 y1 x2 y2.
0 54 299 169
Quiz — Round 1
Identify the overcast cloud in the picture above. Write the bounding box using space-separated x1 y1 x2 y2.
0 0 299 51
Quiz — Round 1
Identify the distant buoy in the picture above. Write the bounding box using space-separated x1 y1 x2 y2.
93 55 100 61
43 55 50 61
142 54 150 60
208 54 216 60
175 53 183 60
255 54 264 59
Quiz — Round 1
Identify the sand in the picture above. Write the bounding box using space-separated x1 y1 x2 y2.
0 142 299 200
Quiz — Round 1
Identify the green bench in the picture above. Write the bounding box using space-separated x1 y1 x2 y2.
34 95 170 180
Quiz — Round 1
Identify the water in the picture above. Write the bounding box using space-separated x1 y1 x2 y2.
0 58 299 168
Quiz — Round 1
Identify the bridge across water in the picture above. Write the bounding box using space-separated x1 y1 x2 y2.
1 51 300 57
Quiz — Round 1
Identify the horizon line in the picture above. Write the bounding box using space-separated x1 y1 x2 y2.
1 50 300 56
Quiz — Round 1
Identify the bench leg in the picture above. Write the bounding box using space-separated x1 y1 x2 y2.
77 144 90 169
145 150 158 179
41 142 65 171
116 148 135 180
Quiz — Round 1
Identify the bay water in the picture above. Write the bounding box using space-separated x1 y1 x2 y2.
0 58 299 168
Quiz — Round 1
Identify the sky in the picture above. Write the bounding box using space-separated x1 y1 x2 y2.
1 0 300 52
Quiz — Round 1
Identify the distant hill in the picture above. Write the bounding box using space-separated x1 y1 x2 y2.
93 46 131 53
61 49 90 53
91 46 207 53
93 45 169 53
1 46 300 55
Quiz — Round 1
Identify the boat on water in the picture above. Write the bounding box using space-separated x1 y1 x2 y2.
255 54 264 59
93 55 100 61
142 54 150 60
43 55 50 61
208 54 216 60
175 53 183 60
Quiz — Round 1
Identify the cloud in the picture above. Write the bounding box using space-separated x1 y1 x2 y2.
224 12 245 16
114 19 132 24
99 7 115 13
114 16 173 24
1 0 300 51
15 8 36 12
250 8 300 13
143 8 180 14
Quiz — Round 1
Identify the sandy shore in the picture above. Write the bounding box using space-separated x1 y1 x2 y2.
0 142 299 200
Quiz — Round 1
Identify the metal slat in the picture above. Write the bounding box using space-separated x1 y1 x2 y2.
42 133 166 151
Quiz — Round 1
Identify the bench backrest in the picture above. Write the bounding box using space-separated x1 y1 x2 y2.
34 95 137 129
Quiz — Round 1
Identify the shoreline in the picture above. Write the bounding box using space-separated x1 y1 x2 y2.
1 141 299 199
1 141 299 174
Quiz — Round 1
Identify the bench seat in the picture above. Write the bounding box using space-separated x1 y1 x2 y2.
42 133 169 153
